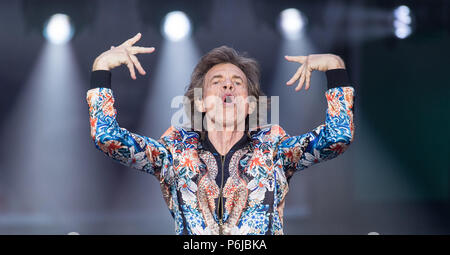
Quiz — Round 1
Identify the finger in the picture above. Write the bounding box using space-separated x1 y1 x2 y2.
122 32 142 46
285 55 307 64
129 54 146 75
295 66 307 91
305 67 312 90
129 46 155 55
125 56 136 80
286 65 304 85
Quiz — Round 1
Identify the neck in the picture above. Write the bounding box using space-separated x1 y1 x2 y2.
205 118 244 156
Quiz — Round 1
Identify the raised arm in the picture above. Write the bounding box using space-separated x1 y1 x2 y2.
87 33 170 179
277 54 355 175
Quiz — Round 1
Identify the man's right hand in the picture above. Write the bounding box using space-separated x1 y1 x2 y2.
92 33 155 80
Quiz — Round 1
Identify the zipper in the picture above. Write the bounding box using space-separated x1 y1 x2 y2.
217 154 226 235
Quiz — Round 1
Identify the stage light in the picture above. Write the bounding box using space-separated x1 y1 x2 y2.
394 5 411 25
394 24 412 39
43 14 74 45
393 5 412 39
162 11 192 42
279 8 305 40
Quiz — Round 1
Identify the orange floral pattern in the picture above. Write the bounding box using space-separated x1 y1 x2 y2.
86 85 354 235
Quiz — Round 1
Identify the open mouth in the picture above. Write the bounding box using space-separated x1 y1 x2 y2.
222 94 235 105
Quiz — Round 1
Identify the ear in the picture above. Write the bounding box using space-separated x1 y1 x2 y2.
248 100 257 115
194 98 205 112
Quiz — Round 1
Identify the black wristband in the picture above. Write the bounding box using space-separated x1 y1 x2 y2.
90 70 112 89
325 69 351 90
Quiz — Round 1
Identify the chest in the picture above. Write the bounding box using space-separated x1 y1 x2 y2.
167 142 284 193
180 140 276 167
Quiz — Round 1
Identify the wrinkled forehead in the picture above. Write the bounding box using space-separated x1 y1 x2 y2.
205 63 247 82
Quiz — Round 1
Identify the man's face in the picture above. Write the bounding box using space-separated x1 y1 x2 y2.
199 63 252 130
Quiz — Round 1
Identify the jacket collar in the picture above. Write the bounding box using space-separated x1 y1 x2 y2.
200 131 252 155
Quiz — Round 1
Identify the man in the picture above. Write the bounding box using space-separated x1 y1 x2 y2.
87 33 354 235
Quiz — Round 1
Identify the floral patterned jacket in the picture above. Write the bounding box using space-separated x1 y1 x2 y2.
86 69 355 235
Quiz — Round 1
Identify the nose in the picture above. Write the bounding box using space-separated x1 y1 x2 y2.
222 79 234 91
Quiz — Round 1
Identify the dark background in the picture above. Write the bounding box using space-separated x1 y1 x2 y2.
0 0 448 234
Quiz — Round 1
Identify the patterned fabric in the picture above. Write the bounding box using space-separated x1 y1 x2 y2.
86 86 355 235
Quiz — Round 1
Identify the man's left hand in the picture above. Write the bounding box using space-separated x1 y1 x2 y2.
285 54 346 91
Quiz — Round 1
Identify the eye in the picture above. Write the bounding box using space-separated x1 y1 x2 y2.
212 81 219 85
234 81 241 85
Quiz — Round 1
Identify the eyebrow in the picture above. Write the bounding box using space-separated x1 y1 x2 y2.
209 74 244 82
232 75 244 81
210 75 223 81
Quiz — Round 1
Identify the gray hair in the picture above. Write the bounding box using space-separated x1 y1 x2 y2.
184 46 266 131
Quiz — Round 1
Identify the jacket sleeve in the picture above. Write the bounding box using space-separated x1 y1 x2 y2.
276 69 355 174
86 71 170 179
